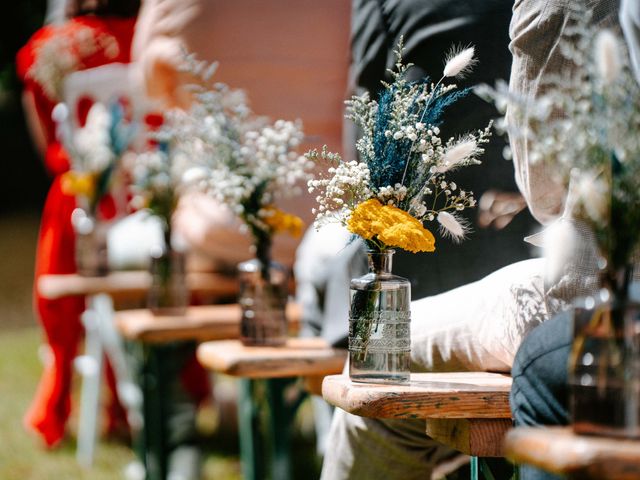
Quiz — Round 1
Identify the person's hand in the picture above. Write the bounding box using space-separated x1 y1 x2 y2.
478 190 527 230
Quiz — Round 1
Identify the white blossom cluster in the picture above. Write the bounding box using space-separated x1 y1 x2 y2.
307 148 372 226
55 102 116 174
27 26 118 100
158 55 314 231
306 40 490 241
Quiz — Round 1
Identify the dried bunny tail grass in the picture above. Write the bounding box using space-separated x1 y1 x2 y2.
443 46 477 78
437 138 478 173
437 211 469 243
595 30 621 84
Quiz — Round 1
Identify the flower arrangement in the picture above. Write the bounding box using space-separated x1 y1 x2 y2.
159 54 313 272
28 25 119 100
306 40 491 254
478 9 640 284
56 100 133 215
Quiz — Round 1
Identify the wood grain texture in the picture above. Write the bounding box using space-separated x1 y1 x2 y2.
322 373 512 419
505 426 640 480
426 418 512 457
115 303 301 344
197 338 347 379
37 271 238 300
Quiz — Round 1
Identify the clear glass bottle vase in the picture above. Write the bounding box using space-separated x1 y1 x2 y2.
349 249 411 384
569 265 640 438
72 206 109 277
147 228 188 316
238 258 289 346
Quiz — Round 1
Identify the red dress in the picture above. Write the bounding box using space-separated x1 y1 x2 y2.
17 15 136 447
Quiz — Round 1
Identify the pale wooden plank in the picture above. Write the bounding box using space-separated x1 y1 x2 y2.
37 271 238 300
426 418 512 457
115 303 301 344
322 373 512 419
197 338 347 379
504 426 640 480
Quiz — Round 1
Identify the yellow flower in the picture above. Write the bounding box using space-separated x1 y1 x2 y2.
261 206 304 238
60 171 96 198
347 199 436 253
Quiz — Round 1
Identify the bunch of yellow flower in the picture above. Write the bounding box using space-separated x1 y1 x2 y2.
261 206 304 238
60 171 96 199
347 199 435 253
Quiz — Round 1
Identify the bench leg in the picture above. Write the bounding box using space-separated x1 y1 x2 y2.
238 379 265 480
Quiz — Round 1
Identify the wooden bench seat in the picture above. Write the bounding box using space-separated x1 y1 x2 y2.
196 337 347 380
115 303 301 344
504 426 640 480
322 372 513 457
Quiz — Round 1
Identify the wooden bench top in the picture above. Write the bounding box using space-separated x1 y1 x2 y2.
322 372 512 420
37 271 239 300
115 303 301 344
196 338 347 379
504 426 640 479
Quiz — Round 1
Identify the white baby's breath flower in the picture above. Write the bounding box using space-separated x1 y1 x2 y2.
443 46 477 78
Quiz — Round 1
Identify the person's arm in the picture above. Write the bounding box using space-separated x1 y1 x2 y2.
22 90 47 158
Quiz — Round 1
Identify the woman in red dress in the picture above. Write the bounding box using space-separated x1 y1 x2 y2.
17 0 139 447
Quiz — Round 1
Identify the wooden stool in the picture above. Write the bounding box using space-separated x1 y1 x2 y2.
322 372 513 479
197 338 347 480
115 303 301 480
504 426 640 480
37 271 237 470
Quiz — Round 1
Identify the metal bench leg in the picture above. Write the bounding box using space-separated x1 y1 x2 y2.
238 379 265 480
76 299 104 468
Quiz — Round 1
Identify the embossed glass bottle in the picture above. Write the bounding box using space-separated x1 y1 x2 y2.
349 249 411 384
238 258 289 346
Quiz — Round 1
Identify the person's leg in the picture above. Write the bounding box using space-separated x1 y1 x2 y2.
320 409 463 480
510 311 572 480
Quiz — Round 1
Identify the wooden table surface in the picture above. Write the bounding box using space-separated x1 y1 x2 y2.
115 303 301 344
37 271 239 300
504 426 640 480
322 372 512 419
197 337 347 379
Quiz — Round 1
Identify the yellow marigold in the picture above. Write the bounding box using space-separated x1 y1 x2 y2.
347 199 436 253
60 171 95 198
261 206 304 238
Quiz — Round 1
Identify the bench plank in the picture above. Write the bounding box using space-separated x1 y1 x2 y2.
322 372 512 419
426 418 512 457
504 426 640 480
197 338 347 379
115 303 301 344
38 271 239 301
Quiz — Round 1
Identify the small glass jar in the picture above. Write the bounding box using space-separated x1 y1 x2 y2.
147 233 188 316
238 258 289 346
72 207 109 277
569 265 640 438
348 249 411 384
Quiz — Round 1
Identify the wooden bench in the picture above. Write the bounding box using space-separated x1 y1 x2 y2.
504 426 640 480
197 338 347 480
114 303 301 480
36 271 237 471
322 372 513 479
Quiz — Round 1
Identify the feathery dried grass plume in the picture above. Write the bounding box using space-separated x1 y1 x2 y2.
595 30 621 84
437 211 469 243
443 46 477 78
436 138 481 173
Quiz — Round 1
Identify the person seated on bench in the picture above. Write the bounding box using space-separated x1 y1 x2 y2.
320 1 620 479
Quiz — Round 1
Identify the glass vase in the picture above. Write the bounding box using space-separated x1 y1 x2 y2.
349 249 411 384
147 230 188 316
238 258 289 346
72 207 109 277
569 265 640 438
